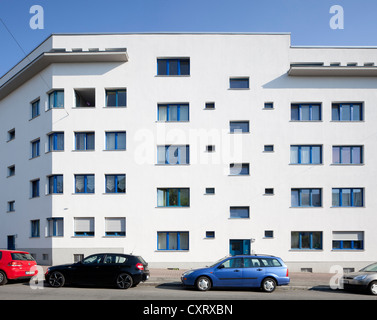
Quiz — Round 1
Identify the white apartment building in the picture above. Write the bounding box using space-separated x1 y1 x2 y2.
1 33 377 272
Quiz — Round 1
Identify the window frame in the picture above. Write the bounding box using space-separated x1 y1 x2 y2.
229 121 249 133
47 217 64 237
105 131 126 150
229 163 250 175
157 103 189 122
332 188 364 207
30 220 40 238
157 145 190 165
105 174 126 194
48 90 64 109
332 103 363 121
332 146 363 164
229 206 250 219
48 132 64 152
157 188 190 207
31 99 40 119
75 174 95 194
157 58 190 76
105 89 127 107
31 179 40 198
31 139 40 158
229 77 249 89
75 132 95 151
291 103 321 121
290 145 322 164
291 188 322 207
157 231 189 250
291 231 323 250
48 175 63 194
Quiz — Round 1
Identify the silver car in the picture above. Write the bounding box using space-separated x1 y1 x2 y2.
341 262 377 295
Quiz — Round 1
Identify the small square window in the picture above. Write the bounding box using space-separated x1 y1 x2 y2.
264 230 274 238
264 145 274 152
229 77 249 89
7 201 15 212
265 188 274 195
206 231 215 238
205 102 215 109
206 145 215 152
205 188 215 195
264 102 273 109
7 165 15 177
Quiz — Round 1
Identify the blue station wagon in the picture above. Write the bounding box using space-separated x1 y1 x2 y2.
181 255 290 292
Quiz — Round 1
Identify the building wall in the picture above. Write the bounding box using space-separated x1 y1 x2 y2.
1 34 377 272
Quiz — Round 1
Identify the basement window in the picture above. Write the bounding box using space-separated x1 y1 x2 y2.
75 88 95 107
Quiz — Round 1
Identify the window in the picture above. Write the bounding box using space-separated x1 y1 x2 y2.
75 88 95 107
157 232 189 250
291 104 321 121
7 201 15 212
48 132 64 151
290 145 322 164
157 58 190 76
205 188 215 195
106 132 126 150
75 175 95 194
30 220 40 238
230 206 249 219
332 103 362 121
157 145 189 165
157 188 189 207
31 100 40 118
229 77 249 89
31 179 40 198
206 231 215 238
105 217 126 236
291 188 321 207
205 102 215 109
7 129 15 141
105 174 126 193
332 146 363 164
48 90 64 109
48 175 63 194
106 89 126 107
332 231 364 250
264 230 274 238
206 145 215 152
47 218 63 237
265 188 274 195
229 163 249 175
264 102 274 109
74 217 94 236
264 145 274 152
291 232 322 250
7 165 15 177
75 132 95 150
157 104 189 121
332 188 363 207
230 121 249 133
31 139 40 158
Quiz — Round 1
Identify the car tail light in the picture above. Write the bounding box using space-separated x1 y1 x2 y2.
286 269 289 277
8 261 22 267
136 263 144 271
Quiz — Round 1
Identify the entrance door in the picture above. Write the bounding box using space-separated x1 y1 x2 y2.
7 235 15 250
229 239 250 256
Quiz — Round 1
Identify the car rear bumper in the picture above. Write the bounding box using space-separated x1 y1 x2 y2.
278 277 290 286
7 268 37 280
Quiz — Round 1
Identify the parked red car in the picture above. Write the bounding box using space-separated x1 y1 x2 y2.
0 250 38 285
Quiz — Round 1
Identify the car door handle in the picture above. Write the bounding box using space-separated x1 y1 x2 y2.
257 268 263 271
234 269 241 272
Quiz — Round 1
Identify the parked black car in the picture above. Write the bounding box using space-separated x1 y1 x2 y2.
45 253 149 289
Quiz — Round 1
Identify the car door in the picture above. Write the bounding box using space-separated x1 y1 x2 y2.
99 254 128 285
242 258 265 287
72 254 105 285
212 257 244 287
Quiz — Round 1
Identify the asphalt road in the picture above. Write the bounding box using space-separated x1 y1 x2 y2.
0 280 376 301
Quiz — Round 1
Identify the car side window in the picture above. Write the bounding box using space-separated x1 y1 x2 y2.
220 258 243 268
244 258 261 268
260 258 282 267
82 254 104 265
103 254 127 264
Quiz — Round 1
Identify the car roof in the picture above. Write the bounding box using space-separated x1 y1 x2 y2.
231 254 279 258
0 249 30 254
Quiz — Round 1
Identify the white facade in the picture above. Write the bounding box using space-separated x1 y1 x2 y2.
1 33 377 272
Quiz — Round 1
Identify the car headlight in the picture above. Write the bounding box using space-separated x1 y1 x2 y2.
183 270 194 277
354 275 367 281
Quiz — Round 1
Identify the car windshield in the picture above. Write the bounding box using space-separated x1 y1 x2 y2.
360 263 377 272
209 255 231 267
11 253 35 261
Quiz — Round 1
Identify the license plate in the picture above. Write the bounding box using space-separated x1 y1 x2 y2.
342 280 349 284
25 271 35 275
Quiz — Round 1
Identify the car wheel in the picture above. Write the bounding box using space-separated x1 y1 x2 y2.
261 277 277 293
0 271 8 286
368 281 377 295
48 271 65 288
196 276 211 291
116 273 133 289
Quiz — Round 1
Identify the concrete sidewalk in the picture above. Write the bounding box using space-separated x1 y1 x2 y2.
143 268 335 290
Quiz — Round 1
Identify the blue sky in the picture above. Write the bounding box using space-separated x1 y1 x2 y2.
1 0 377 76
